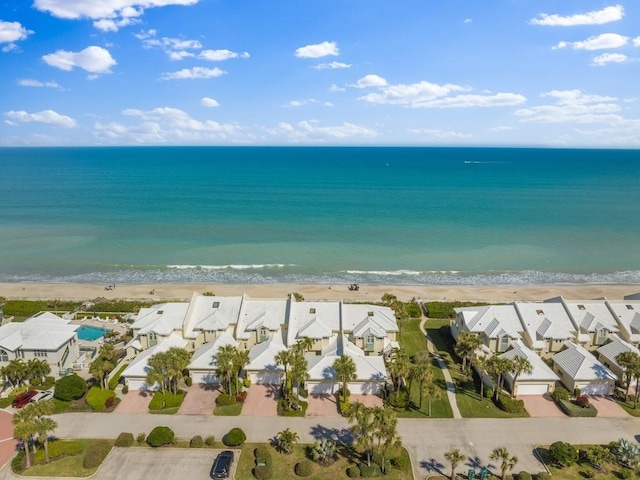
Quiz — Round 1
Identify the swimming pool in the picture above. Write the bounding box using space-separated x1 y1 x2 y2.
77 325 111 341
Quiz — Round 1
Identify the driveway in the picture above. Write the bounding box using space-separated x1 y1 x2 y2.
520 394 565 417
114 391 153 414
589 396 629 417
178 385 220 415
0 411 17 469
351 395 383 408
306 394 339 417
241 384 278 416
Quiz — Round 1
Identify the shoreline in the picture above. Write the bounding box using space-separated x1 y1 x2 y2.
1 282 639 303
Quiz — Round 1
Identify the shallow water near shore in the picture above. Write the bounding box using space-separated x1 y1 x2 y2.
0 146 638 285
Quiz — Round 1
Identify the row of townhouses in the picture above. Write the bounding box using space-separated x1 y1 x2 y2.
451 294 640 397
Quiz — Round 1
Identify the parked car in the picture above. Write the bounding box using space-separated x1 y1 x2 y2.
12 390 38 408
30 390 54 403
210 450 234 479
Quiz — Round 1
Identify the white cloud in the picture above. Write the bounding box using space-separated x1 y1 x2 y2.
34 0 199 31
329 84 346 92
270 120 376 141
553 33 628 50
161 66 226 80
422 93 526 108
199 49 249 61
408 128 471 139
542 90 617 105
200 97 220 107
634 37 640 47
18 79 62 89
490 126 515 132
284 99 319 107
295 41 339 58
168 50 194 60
591 53 627 66
313 61 351 70
0 20 33 46
324 102 334 107
530 5 624 26
135 30 203 59
4 109 77 128
463 18 473 24
353 74 388 88
42 46 116 74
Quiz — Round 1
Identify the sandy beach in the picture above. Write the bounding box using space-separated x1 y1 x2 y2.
0 282 638 304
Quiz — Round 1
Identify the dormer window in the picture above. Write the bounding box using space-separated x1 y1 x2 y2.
157 310 164 314
627 305 634 310
309 308 316 314
259 327 268 343
536 310 544 315
578 305 586 310
212 302 220 308
368 311 374 317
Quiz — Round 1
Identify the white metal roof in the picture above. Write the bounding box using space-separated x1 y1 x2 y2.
342 304 399 336
455 305 522 339
286 300 340 346
183 294 243 338
0 312 78 352
121 334 188 378
596 335 640 370
606 300 640 344
131 303 188 336
500 340 559 382
188 332 239 370
552 342 616 381
561 299 619 334
245 334 287 372
514 302 576 348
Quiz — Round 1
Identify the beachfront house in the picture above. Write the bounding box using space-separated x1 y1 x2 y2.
286 299 341 354
0 312 80 377
596 335 640 381
551 342 616 395
121 334 187 391
235 297 288 351
499 340 559 396
605 299 640 347
342 304 399 355
513 301 577 357
451 305 522 353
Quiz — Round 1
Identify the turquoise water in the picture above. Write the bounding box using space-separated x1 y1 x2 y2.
0 146 638 285
77 325 110 341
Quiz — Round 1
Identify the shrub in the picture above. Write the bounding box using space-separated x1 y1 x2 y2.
82 441 111 469
115 433 134 447
205 435 215 446
253 465 272 480
518 472 533 480
295 460 314 477
549 441 579 467
33 440 83 463
11 450 25 474
574 388 582 398
146 426 175 447
86 386 117 411
404 301 422 318
185 376 193 387
224 427 246 447
136 433 146 444
582 469 594 478
54 374 87 401
216 393 236 406
619 468 633 479
346 465 361 478
483 388 494 399
236 391 247 403
359 463 382 478
0 398 11 408
388 388 409 410
149 391 185 410
556 398 598 417
105 396 115 409
42 376 56 389
536 473 551 480
339 396 351 416
254 445 272 466
392 455 409 469
108 364 128 390
496 393 525 413
551 387 570 402
122 385 129 394
576 395 590 408
244 378 252 388
190 435 203 448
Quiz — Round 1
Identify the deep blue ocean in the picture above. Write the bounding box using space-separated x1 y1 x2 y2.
0 146 638 285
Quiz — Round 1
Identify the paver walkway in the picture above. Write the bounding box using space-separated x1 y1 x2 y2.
419 317 462 419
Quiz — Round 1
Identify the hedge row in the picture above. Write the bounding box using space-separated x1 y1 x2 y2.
556 398 598 417
496 394 525 413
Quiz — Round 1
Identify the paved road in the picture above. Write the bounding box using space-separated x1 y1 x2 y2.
6 412 632 479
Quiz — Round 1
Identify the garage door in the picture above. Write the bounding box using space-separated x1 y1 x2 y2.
191 372 221 385
252 371 282 384
308 381 335 394
516 384 549 395
578 383 611 395
350 382 381 395
126 379 158 391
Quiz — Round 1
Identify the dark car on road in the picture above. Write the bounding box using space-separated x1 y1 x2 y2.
210 450 234 479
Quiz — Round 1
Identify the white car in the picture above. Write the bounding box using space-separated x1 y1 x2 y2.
29 390 54 403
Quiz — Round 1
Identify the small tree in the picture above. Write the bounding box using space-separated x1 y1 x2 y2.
490 447 518 480
444 448 466 479
509 357 533 399
333 355 356 399
33 417 58 463
549 441 578 467
277 428 299 454
585 446 614 471
311 439 336 465
421 372 442 416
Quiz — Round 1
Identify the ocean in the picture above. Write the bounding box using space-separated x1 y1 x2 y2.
0 146 638 286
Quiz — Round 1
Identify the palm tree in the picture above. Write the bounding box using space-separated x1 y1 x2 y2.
146 351 170 394
232 348 250 393
421 374 442 416
3 359 28 387
348 404 376 466
490 446 518 480
31 399 55 420
216 345 237 395
473 354 488 401
616 351 640 399
166 347 191 394
26 359 50 385
374 407 400 473
13 404 37 457
509 356 533 398
444 448 466 479
14 421 35 469
33 417 57 463
276 428 299 454
89 357 110 389
290 352 309 392
386 348 411 392
295 336 315 353
274 349 295 398
412 366 434 408
454 332 482 373
333 355 357 399
487 356 514 400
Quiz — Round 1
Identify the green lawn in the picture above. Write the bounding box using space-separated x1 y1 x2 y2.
399 318 429 357
537 446 633 480
616 398 640 417
18 439 113 477
236 442 413 480
424 319 528 419
214 402 243 416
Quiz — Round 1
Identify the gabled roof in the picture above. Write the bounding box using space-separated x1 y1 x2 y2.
245 334 287 372
552 342 616 381
286 300 340 346
121 335 188 378
455 305 522 339
238 299 287 339
308 336 387 382
560 300 619 334
500 340 559 382
298 317 333 339
596 335 640 370
0 312 78 352
183 294 243 338
352 317 387 338
606 300 640 343
188 332 239 370
131 303 188 336
342 304 399 335
514 302 576 349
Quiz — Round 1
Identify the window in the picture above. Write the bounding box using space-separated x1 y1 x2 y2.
259 328 268 343
597 329 607 345
149 331 158 347
577 305 586 310
158 310 164 314
309 308 316 314
0 349 7 362
34 350 48 357
368 311 374 317
365 334 375 352
499 336 509 352
627 305 634 310
536 310 544 315
212 302 220 308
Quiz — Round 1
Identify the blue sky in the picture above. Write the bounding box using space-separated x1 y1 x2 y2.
1 1 639 146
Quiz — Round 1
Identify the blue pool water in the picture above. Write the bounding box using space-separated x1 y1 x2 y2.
77 325 110 341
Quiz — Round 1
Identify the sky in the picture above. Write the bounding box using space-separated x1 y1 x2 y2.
1 0 639 147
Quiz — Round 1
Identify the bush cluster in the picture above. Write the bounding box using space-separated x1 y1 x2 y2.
11 450 25 474
185 376 193 387
205 435 215 446
54 374 88 402
549 441 579 467
108 364 128 390
86 386 116 411
346 465 361 478
359 463 382 478
136 433 146 444
551 387 570 402
294 459 314 477
254 446 272 466
536 472 551 480
243 378 252 388
576 395 590 408
496 394 525 413
518 472 533 480
224 427 246 447
190 435 204 448
236 391 247 403
146 426 175 447
216 393 236 406
253 465 272 480
122 385 129 394
556 399 597 417
115 433 134 447
149 391 184 410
